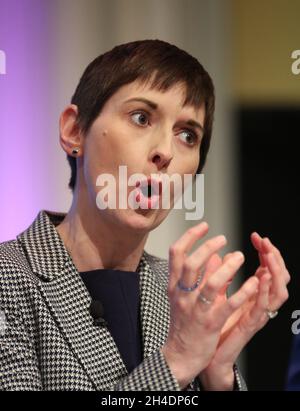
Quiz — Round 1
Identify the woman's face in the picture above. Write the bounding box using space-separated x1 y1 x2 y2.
80 79 205 232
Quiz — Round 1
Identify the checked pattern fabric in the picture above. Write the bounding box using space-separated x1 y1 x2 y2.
0 210 246 391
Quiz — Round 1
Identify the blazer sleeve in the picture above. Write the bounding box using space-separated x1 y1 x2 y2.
0 304 43 391
185 363 247 391
0 305 246 391
233 364 247 391
110 349 247 391
111 348 181 390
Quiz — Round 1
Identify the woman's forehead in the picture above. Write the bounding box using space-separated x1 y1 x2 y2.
120 78 187 100
112 79 203 115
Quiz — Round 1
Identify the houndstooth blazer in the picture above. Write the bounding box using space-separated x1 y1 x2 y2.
0 210 246 391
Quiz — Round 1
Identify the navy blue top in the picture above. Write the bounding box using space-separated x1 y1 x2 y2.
79 268 143 374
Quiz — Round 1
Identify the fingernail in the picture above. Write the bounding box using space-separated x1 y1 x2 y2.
197 221 208 230
233 251 244 261
216 235 226 244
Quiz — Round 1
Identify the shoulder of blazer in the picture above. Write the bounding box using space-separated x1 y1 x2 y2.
0 210 170 304
0 236 44 316
0 210 68 320
0 238 33 288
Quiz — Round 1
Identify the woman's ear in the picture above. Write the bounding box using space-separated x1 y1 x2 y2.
59 104 84 157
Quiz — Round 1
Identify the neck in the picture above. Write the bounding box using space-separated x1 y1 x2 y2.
56 183 149 273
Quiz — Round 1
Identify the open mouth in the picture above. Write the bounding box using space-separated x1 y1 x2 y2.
135 177 162 209
136 177 162 197
141 184 152 197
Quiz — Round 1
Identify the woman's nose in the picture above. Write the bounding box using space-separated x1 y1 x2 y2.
150 136 174 170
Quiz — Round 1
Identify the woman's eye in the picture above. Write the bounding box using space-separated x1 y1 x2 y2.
130 111 199 147
130 111 149 126
179 129 199 147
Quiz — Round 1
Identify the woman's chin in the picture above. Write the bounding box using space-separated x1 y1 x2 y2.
122 207 165 232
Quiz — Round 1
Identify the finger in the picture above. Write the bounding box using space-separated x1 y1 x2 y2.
168 221 209 291
263 237 290 284
195 253 223 290
178 234 227 292
214 276 259 328
266 252 289 310
215 253 237 298
223 252 233 264
205 253 228 302
251 232 268 267
248 273 271 326
265 252 282 299
222 253 234 289
206 253 223 275
251 233 290 285
262 237 285 267
253 232 288 279
213 274 271 364
196 251 245 306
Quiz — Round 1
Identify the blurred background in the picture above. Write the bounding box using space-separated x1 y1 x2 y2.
0 0 299 390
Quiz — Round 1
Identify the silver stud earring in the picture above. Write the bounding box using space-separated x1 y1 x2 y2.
72 147 80 155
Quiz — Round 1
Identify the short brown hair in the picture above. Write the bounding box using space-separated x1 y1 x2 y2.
68 39 215 191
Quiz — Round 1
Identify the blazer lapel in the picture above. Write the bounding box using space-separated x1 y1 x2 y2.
17 210 171 390
139 252 170 358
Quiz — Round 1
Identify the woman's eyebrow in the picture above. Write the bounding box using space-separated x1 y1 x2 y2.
124 97 158 110
123 97 204 133
184 119 204 134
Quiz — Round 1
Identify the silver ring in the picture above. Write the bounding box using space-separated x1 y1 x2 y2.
266 309 278 319
198 292 213 305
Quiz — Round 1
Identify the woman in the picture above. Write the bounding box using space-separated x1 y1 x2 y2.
0 39 290 391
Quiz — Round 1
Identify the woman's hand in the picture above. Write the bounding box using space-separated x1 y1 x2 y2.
161 222 259 389
251 232 290 311
198 233 290 390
